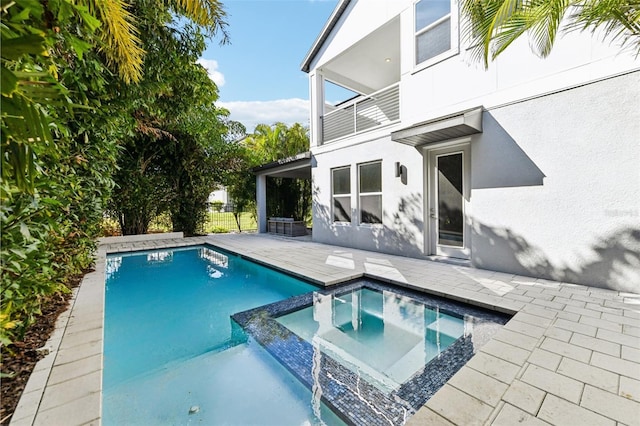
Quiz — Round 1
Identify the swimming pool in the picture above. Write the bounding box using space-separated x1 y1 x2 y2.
103 245 510 425
103 246 344 425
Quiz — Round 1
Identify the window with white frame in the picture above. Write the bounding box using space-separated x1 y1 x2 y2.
415 0 455 65
358 161 382 224
332 167 351 222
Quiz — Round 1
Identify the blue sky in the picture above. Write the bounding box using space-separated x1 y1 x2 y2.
197 0 339 132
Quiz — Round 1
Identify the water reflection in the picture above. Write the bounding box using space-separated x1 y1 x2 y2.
147 251 172 262
105 256 122 280
200 247 228 279
206 266 223 279
280 288 467 393
199 247 228 267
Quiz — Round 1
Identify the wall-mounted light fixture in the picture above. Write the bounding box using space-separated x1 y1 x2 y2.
395 162 407 185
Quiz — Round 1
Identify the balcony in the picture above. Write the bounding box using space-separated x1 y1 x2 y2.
307 16 401 146
322 83 400 143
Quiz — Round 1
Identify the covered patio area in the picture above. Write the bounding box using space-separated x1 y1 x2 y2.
252 151 313 234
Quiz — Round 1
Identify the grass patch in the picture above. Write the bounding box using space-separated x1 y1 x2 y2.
204 212 257 233
100 211 257 236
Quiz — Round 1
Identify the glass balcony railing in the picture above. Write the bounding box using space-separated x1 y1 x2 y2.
322 83 400 143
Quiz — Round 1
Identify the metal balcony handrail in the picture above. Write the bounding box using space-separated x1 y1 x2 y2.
322 82 400 143
324 82 400 118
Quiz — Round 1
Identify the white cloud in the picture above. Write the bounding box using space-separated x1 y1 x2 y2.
196 58 225 87
218 98 310 133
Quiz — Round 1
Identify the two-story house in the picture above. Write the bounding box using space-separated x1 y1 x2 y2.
299 0 639 292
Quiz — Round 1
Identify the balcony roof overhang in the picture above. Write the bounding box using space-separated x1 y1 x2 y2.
301 0 351 73
391 107 484 147
252 151 312 179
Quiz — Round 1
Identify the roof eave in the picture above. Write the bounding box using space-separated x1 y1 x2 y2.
300 0 351 73
391 107 485 147
251 151 312 174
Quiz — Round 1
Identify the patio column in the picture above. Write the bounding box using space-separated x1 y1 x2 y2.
309 71 324 147
256 174 267 233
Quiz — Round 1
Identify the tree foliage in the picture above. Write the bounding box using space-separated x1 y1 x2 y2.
74 0 229 84
462 0 640 67
0 0 232 345
106 13 245 237
225 123 311 225
1 0 121 344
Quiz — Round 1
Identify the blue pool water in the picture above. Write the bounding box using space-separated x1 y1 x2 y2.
277 288 464 393
103 246 345 425
234 281 509 425
104 245 510 425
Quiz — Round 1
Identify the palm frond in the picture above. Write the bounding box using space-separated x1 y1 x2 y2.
487 0 523 63
570 0 640 55
87 0 145 83
490 13 530 57
172 0 230 43
1 92 55 191
461 0 523 66
461 0 621 65
525 0 572 58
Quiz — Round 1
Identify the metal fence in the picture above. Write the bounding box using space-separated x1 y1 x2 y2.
203 204 258 233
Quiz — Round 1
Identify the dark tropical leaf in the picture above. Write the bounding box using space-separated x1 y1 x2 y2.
69 36 94 60
1 66 19 95
1 34 47 60
13 0 44 18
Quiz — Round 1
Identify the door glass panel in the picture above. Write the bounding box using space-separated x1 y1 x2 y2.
437 153 463 247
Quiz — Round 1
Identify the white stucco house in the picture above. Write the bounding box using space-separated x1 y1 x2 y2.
208 187 233 212
255 0 639 292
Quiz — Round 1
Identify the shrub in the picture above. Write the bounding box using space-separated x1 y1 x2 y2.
211 200 224 212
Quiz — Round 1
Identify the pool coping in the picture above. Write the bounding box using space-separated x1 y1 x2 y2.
9 237 206 426
10 234 640 426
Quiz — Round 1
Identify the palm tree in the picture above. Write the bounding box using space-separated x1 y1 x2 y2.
1 0 228 191
245 123 310 163
461 0 640 67
83 0 229 83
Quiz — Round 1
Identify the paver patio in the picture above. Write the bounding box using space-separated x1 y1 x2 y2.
10 233 640 425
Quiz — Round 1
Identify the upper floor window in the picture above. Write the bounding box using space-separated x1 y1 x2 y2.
332 167 351 222
415 0 455 66
359 161 382 224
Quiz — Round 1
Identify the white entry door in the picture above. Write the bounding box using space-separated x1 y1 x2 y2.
427 144 470 259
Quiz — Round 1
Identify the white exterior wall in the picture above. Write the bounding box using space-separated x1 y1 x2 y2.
312 134 425 257
399 28 638 124
307 0 640 291
469 72 640 292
